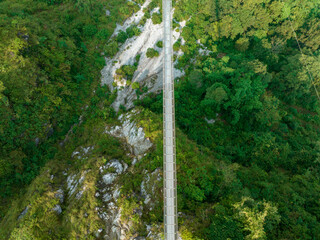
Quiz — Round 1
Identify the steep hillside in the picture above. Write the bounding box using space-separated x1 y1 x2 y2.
0 105 226 239
0 0 140 218
1 0 320 239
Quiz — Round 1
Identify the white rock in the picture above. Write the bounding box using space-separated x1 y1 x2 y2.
205 117 216 124
199 47 212 55
103 193 112 202
150 7 160 15
108 202 116 209
79 175 85 184
67 172 86 197
52 205 62 214
82 146 92 154
103 173 117 185
141 169 161 206
180 20 187 28
106 112 153 156
96 228 104 238
98 211 108 220
55 189 64 203
101 5 185 112
132 158 138 165
76 190 84 200
67 175 77 196
123 162 128 172
113 188 121 200
71 151 80 158
141 172 151 205
108 160 123 174
112 0 151 38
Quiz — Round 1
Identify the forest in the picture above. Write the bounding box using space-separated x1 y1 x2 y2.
1 0 320 239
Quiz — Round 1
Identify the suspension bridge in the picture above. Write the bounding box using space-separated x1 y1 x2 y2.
163 0 178 239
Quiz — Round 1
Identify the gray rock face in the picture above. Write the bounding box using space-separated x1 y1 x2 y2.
100 160 127 186
102 173 117 185
205 117 216 124
105 111 153 157
108 160 124 174
101 0 184 112
141 169 161 206
71 146 94 159
52 205 62 215
66 172 87 198
18 206 30 220
55 189 64 204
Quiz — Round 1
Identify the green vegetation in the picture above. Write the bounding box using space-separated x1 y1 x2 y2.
115 52 141 84
0 84 121 239
146 48 160 58
151 13 162 25
116 65 137 81
116 25 141 44
0 0 141 218
135 0 320 239
1 0 320 239
156 40 163 48
132 82 140 90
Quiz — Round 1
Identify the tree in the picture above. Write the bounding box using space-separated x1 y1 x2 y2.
300 18 320 51
201 56 267 125
151 13 162 25
272 54 320 108
255 94 281 127
146 48 159 58
234 197 280 240
104 41 119 57
0 81 5 102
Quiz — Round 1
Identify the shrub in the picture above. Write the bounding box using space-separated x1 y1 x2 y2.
235 37 250 52
38 0 63 5
83 24 98 37
144 11 151 19
104 41 119 57
206 215 244 240
135 54 141 64
116 30 128 43
152 13 162 25
116 65 137 80
96 29 110 40
146 48 159 58
156 41 163 48
173 40 181 51
126 25 141 38
132 82 140 89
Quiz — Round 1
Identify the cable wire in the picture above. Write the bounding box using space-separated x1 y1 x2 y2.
286 11 320 101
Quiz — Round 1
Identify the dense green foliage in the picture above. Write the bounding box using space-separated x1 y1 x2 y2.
156 40 163 48
1 0 320 239
136 0 320 239
152 13 162 25
0 0 141 215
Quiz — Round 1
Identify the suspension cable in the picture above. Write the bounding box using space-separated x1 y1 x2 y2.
286 8 320 101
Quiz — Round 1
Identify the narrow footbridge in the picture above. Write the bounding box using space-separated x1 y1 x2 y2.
163 0 178 239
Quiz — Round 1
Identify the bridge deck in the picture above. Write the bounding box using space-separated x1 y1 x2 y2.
163 0 178 239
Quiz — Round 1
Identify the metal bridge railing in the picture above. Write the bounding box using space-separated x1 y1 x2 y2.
163 0 178 239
